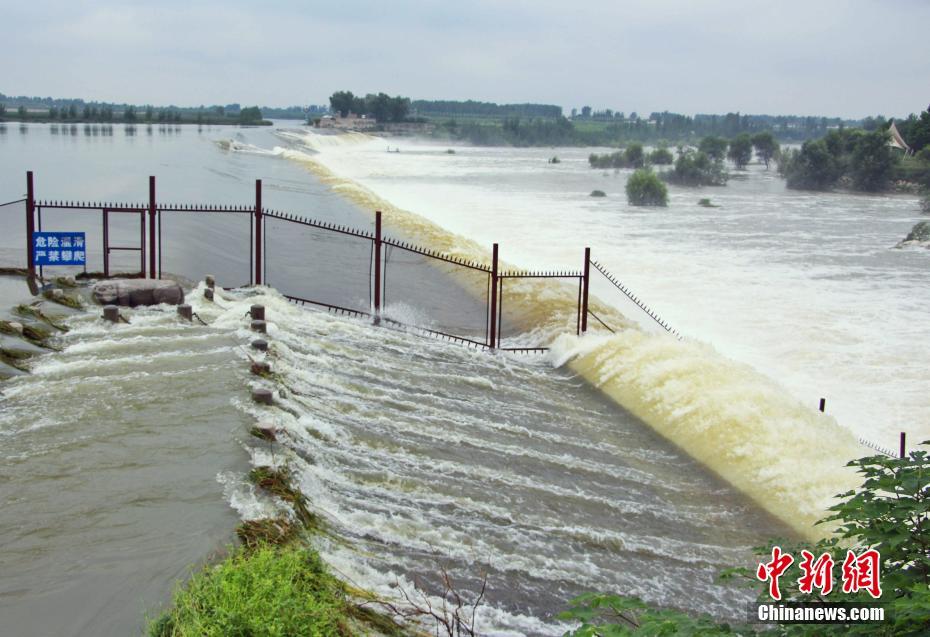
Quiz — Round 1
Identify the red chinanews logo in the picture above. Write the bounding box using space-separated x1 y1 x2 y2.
756 547 882 601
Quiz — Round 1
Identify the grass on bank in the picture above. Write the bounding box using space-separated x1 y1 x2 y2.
150 458 409 637
149 544 353 637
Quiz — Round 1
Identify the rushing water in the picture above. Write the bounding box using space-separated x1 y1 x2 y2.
275 133 927 449
0 123 922 635
0 278 247 637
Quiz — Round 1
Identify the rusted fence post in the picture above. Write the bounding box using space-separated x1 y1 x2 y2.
148 176 156 278
26 171 35 279
581 247 590 334
900 432 906 459
374 210 382 324
488 243 498 349
254 179 263 286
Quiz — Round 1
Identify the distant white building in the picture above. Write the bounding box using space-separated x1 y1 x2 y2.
315 112 377 131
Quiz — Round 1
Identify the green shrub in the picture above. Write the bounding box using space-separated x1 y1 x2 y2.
590 190 606 197
150 545 349 637
625 169 668 206
561 443 930 636
624 143 645 168
648 147 674 165
784 139 843 190
664 149 728 186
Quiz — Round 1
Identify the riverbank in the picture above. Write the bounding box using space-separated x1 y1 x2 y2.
150 465 407 637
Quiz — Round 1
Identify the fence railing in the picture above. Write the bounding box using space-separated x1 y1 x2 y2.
10 171 681 354
4 171 915 458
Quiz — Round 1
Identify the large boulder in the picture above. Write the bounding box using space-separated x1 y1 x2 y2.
92 279 185 307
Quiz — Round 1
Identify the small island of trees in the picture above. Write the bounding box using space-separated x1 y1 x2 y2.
327 91 411 122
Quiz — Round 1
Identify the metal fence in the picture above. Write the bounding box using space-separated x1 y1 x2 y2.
12 171 677 353
7 171 916 458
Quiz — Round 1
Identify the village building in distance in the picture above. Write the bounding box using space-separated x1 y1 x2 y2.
315 112 378 130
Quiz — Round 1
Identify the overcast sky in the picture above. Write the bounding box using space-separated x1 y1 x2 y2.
3 0 928 118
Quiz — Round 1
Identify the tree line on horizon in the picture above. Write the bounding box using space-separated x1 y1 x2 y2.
0 101 270 125
326 91 411 122
611 106 930 207
0 92 323 123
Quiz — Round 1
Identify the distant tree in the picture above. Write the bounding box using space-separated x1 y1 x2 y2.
68 104 77 119
850 130 897 192
626 169 668 206
648 147 674 165
49 106 59 120
664 149 728 186
328 91 355 117
727 133 753 169
570 107 577 118
777 147 797 177
784 139 842 190
897 109 930 152
239 106 263 125
123 105 137 122
581 105 592 118
214 105 225 118
388 95 410 122
82 105 91 120
0 103 6 117
17 105 26 119
365 93 391 121
698 136 728 162
145 106 154 122
624 143 645 168
751 132 779 168
861 115 888 132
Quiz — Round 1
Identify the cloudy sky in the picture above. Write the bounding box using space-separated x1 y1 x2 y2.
3 0 928 118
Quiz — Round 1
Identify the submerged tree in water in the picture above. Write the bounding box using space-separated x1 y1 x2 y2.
850 130 896 191
728 133 753 169
626 169 668 206
752 132 779 168
664 149 727 186
699 135 729 162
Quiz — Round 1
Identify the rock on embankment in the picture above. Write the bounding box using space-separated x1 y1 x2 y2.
92 279 185 307
896 221 930 249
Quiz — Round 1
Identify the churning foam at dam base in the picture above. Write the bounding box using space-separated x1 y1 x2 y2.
207 285 793 634
231 128 867 538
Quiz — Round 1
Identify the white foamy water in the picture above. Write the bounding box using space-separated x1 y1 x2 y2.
209 286 791 635
274 130 928 452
